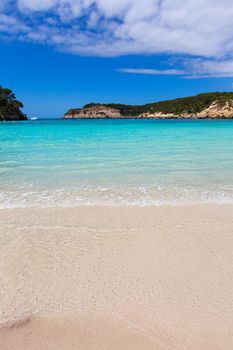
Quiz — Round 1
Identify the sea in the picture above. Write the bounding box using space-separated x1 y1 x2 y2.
1 118 233 208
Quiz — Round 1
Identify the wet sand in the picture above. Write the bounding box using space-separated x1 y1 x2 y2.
0 204 233 349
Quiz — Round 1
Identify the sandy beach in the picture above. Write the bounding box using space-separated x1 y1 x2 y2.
0 204 233 349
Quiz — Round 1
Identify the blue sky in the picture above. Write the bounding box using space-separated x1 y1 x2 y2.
1 0 233 118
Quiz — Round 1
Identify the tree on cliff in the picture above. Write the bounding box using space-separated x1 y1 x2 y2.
0 86 27 121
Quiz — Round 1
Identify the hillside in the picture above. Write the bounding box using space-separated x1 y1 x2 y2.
0 86 27 121
64 92 233 119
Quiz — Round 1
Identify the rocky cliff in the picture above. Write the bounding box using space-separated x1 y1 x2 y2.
195 100 233 118
64 93 233 119
65 105 122 119
141 101 233 119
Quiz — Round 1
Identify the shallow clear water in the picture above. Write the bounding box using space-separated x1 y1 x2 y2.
1 119 233 207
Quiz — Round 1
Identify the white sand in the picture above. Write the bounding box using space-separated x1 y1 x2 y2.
0 204 233 349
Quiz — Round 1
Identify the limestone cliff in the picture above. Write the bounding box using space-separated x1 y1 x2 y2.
65 105 122 119
195 101 233 118
141 101 233 119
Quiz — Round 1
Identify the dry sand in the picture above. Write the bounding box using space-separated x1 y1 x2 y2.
0 204 233 349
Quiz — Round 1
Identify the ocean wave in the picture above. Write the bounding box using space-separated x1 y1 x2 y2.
1 184 233 208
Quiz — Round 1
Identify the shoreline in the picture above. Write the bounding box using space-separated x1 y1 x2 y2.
63 116 233 120
1 193 233 210
1 204 233 349
2 117 233 122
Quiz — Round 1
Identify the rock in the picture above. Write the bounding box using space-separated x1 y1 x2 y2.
64 105 122 119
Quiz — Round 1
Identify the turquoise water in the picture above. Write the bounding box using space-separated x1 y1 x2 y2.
1 119 233 207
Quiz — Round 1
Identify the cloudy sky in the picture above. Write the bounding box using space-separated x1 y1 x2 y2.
1 0 233 117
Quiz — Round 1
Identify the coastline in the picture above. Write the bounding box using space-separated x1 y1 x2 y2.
63 93 233 120
1 204 233 349
63 115 233 120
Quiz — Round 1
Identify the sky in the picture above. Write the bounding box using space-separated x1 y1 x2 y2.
1 0 233 118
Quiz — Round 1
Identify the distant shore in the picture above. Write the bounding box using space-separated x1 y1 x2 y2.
64 92 233 119
64 115 233 119
1 204 233 349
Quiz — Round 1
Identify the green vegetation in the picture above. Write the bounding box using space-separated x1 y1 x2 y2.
81 92 233 116
0 86 27 121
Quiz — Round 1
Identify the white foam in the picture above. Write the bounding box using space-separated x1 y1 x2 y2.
1 184 233 208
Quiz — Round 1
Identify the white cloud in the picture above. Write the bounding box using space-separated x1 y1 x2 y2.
0 13 29 33
18 0 58 11
0 0 8 11
118 68 186 75
1 0 233 77
185 59 233 78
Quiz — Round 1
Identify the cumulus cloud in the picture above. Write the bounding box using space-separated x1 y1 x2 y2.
1 0 233 76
